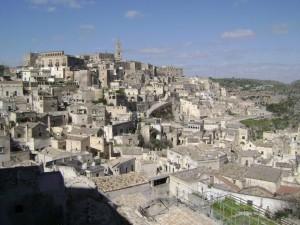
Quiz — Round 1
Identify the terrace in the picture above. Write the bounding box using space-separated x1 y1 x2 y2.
212 195 294 225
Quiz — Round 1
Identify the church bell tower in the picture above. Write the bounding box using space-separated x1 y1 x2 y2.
114 39 122 62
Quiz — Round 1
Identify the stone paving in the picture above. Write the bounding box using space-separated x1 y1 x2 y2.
154 205 215 225
112 192 216 225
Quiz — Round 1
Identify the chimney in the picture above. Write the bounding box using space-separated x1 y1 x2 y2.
108 142 113 160
25 123 29 142
47 115 51 131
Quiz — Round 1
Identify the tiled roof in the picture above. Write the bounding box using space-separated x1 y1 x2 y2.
276 185 300 196
245 165 281 183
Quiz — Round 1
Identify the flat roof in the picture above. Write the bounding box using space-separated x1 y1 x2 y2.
92 172 148 192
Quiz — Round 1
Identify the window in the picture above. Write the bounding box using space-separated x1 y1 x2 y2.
0 147 4 153
6 91 9 97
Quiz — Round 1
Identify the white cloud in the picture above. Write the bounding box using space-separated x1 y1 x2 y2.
52 34 65 42
79 24 95 31
47 6 56 12
30 0 48 5
139 48 170 54
125 10 143 19
233 0 249 7
28 0 92 9
183 41 193 47
221 29 255 39
178 51 209 59
183 63 300 83
272 24 289 35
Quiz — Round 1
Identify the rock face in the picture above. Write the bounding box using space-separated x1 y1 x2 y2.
0 166 131 225
0 166 65 225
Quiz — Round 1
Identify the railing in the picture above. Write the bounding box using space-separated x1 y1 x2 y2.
214 194 296 225
172 185 297 225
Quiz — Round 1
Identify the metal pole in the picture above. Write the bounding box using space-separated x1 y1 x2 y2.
222 201 224 221
231 206 232 225
248 214 250 225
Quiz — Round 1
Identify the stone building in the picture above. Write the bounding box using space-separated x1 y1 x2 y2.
23 52 39 67
106 105 132 122
89 53 115 63
114 39 122 62
68 104 89 126
98 63 115 88
89 103 107 126
104 90 126 106
156 66 183 77
20 67 40 82
0 135 10 165
36 51 84 70
66 135 90 153
73 70 92 88
0 81 23 98
166 145 228 173
0 98 17 112
244 165 282 193
33 95 58 113
11 122 49 140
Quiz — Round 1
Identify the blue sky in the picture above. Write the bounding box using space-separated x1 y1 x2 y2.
0 0 299 82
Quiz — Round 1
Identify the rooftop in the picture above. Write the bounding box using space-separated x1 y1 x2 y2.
218 163 248 180
171 167 208 183
92 172 148 192
253 140 273 148
170 144 227 161
39 147 89 160
239 186 274 198
245 165 281 183
239 150 261 158
115 146 143 156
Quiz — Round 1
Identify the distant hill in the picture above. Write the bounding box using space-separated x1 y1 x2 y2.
210 77 290 94
0 65 5 76
0 64 12 77
290 80 300 93
210 77 300 131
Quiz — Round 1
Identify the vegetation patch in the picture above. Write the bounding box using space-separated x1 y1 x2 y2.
212 197 277 225
240 118 289 140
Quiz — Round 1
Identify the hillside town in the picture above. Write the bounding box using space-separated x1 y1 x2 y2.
0 41 300 225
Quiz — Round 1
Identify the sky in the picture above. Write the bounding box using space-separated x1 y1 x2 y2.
0 0 300 82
